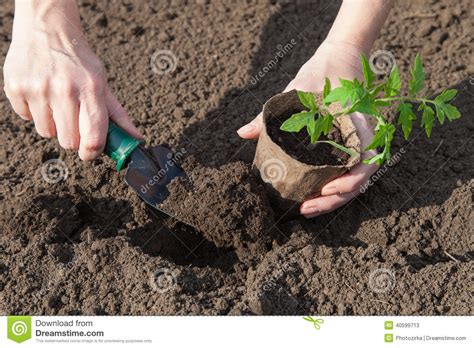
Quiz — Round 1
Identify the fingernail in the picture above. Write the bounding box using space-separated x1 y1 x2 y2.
237 123 255 135
321 185 337 195
300 204 320 215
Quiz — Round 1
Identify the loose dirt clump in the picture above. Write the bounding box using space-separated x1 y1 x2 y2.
160 157 275 266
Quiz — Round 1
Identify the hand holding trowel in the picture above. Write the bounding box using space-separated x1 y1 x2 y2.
104 122 186 215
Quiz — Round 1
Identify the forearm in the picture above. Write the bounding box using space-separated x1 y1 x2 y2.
13 0 82 37
325 0 394 54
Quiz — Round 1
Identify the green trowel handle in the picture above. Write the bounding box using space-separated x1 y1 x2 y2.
105 122 142 171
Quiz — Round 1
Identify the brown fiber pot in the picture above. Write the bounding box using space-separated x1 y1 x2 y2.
253 90 361 215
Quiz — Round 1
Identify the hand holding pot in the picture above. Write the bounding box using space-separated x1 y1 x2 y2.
238 0 393 217
238 41 380 218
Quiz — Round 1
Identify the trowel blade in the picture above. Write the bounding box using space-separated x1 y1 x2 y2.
124 144 187 216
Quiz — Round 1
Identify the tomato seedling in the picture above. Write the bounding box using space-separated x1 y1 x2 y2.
280 54 461 165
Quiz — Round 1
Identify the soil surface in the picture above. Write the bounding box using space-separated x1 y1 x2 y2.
1 0 472 315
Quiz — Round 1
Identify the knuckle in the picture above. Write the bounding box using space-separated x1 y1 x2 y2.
61 83 77 98
4 80 23 95
83 137 105 152
31 80 49 97
86 77 105 95
59 138 79 150
52 79 76 98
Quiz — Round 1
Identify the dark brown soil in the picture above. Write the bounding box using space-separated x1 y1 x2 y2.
1 0 472 315
159 157 275 267
267 109 350 166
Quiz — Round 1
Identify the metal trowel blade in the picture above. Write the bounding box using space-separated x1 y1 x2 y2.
124 145 187 217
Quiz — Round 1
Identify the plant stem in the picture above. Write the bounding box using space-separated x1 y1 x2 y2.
376 96 433 105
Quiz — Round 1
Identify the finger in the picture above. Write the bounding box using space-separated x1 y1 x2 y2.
300 191 358 218
237 113 263 139
29 101 56 138
51 98 80 150
351 112 375 148
7 96 32 121
106 88 143 139
320 161 378 196
78 94 108 160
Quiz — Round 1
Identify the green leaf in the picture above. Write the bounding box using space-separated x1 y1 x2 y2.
397 102 417 139
384 65 401 97
433 90 461 124
408 53 425 96
434 103 445 124
321 114 333 135
374 100 391 107
444 104 461 121
365 123 395 151
322 77 331 100
324 77 370 107
280 111 314 132
361 53 376 88
351 95 378 115
317 140 357 157
363 152 386 165
420 104 435 137
308 114 333 143
324 86 351 106
364 140 393 165
435 89 457 103
297 91 317 111
307 116 318 143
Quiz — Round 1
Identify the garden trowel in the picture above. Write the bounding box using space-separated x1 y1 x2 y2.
104 122 187 216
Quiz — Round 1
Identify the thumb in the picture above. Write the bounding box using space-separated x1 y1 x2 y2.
237 113 263 139
106 87 143 140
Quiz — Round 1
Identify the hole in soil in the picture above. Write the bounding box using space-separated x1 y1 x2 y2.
128 212 238 271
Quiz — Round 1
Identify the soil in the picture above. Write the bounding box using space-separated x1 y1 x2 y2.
159 157 275 267
267 108 350 166
1 0 472 315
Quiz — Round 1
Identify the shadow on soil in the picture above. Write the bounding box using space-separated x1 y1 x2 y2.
24 194 236 271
